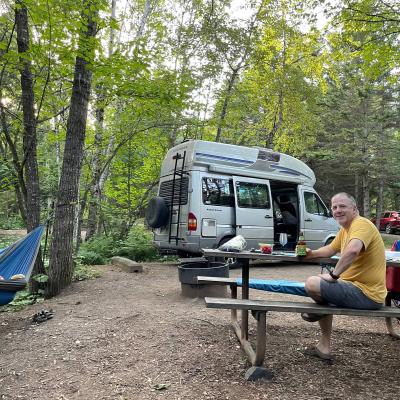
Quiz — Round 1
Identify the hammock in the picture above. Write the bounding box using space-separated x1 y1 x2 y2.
236 278 307 297
0 225 45 306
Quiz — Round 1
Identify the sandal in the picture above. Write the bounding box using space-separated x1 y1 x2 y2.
301 312 325 322
303 346 334 361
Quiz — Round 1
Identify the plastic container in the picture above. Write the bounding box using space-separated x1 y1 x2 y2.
259 243 274 254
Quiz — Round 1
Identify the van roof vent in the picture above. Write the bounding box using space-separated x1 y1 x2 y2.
257 149 280 162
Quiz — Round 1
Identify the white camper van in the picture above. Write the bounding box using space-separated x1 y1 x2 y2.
146 140 339 256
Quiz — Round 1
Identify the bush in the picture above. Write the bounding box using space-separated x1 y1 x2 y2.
73 262 101 281
113 225 159 262
77 249 106 265
78 225 159 264
79 234 122 259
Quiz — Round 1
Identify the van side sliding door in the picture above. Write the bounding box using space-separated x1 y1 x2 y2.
232 177 274 245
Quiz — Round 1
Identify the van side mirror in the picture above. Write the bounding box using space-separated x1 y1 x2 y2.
328 210 333 218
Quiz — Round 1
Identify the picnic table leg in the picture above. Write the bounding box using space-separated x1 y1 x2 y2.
241 258 249 341
254 311 267 366
231 257 272 380
230 284 238 322
243 311 273 381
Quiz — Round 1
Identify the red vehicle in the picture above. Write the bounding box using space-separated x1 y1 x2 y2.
371 211 400 234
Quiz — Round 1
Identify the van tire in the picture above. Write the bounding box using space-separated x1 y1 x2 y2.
325 237 334 246
146 197 169 228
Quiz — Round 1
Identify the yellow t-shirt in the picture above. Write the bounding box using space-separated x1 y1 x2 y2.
329 216 387 303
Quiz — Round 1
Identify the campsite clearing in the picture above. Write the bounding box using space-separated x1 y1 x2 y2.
0 260 399 399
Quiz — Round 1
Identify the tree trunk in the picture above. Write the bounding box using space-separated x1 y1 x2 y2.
46 0 98 298
75 183 89 253
15 1 44 292
0 104 27 223
215 68 239 142
267 89 284 148
85 0 120 242
375 96 386 229
136 0 155 38
362 172 370 218
354 172 359 207
375 179 384 229
267 24 286 148
85 94 104 242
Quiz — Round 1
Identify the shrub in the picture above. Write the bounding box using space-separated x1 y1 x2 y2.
77 249 106 266
80 234 122 259
73 262 101 281
113 225 159 262
78 225 159 264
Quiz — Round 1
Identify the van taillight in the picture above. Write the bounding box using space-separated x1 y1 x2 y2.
188 212 197 231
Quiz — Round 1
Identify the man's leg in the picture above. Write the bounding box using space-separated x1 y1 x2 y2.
317 315 333 355
304 275 324 302
304 276 333 356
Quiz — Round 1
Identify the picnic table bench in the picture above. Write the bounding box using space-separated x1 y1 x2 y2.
199 249 400 380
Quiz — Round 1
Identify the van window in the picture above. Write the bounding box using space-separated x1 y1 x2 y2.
202 178 234 206
304 192 329 216
236 181 271 209
159 177 189 205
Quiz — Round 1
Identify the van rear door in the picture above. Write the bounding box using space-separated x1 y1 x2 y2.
233 177 274 244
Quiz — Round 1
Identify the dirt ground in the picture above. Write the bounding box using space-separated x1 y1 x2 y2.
1 259 400 400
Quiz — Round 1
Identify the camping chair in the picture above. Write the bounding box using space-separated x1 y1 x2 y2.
0 225 45 306
385 240 400 337
387 240 400 295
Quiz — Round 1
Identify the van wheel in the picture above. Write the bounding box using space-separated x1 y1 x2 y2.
325 237 334 246
385 224 393 234
145 197 169 228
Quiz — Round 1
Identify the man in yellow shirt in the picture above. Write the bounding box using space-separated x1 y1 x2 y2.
303 192 386 360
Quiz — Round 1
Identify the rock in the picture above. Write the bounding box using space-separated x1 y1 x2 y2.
110 256 143 273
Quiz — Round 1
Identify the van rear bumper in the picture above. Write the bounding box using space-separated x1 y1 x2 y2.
153 236 219 256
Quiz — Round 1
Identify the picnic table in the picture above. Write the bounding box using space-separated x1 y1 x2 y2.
201 248 400 379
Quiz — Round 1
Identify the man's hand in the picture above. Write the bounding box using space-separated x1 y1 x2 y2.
319 273 337 282
305 248 313 259
305 245 335 260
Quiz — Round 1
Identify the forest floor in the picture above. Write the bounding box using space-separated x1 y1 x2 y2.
1 254 400 399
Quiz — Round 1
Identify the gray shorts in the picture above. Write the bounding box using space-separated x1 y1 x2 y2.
320 279 383 309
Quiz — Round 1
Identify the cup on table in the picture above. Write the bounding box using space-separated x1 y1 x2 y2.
259 243 273 254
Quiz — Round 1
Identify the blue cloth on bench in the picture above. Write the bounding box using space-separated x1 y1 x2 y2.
236 278 307 297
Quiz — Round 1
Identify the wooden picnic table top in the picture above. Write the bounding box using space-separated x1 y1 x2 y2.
202 248 400 268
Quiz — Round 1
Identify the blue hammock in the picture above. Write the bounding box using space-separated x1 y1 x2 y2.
236 278 307 297
0 225 45 305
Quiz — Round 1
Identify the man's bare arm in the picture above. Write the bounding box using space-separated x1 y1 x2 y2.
331 238 363 276
306 245 337 259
